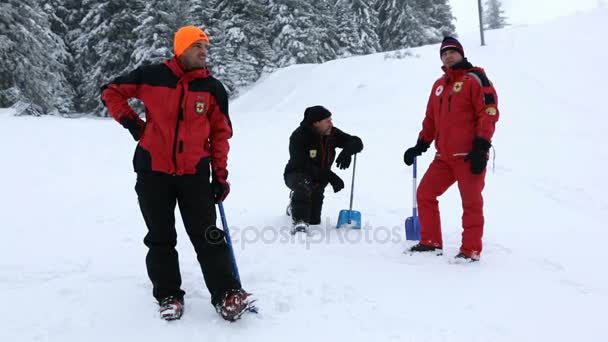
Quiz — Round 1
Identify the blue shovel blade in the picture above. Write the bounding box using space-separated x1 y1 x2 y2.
405 216 421 241
337 210 362 229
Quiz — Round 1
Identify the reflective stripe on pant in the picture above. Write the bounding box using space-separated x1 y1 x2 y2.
417 158 485 257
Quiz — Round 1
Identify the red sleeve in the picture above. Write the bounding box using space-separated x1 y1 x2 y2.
100 67 145 126
418 81 439 144
208 86 232 180
469 71 499 141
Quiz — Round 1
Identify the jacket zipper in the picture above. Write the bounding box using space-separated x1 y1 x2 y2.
320 137 327 170
448 93 452 112
172 87 185 173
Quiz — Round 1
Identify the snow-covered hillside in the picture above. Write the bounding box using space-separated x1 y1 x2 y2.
1 8 606 342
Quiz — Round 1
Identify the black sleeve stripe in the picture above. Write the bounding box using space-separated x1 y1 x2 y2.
210 78 231 130
103 64 178 89
213 79 230 121
484 93 496 105
467 70 492 87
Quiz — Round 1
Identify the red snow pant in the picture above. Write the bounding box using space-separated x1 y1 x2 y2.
417 157 486 258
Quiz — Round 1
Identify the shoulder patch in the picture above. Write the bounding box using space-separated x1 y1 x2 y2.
467 70 492 87
435 85 444 96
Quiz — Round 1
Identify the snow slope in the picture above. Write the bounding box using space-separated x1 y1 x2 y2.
450 0 602 34
1 8 607 342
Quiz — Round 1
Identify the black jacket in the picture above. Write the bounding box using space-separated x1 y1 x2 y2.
284 123 363 184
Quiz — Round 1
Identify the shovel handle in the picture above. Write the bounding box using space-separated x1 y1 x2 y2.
349 154 357 212
412 157 418 218
218 202 240 283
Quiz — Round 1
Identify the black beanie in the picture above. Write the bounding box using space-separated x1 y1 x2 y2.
302 105 331 125
440 36 464 57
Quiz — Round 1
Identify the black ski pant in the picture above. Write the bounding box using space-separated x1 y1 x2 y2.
135 172 241 305
284 172 326 225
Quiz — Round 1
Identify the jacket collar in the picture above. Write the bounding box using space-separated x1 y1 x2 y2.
165 57 210 82
441 58 474 82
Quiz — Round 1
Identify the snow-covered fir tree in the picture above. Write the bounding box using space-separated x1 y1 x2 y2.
416 0 456 40
484 0 508 30
206 0 274 94
2 0 456 115
130 0 188 68
334 0 381 56
269 0 338 66
346 0 381 55
377 0 427 50
73 0 143 115
42 0 88 114
0 0 75 114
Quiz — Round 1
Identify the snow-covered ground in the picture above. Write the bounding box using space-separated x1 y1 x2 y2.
1 8 607 342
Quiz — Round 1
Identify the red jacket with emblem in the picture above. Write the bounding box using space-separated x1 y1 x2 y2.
101 57 232 178
418 60 499 158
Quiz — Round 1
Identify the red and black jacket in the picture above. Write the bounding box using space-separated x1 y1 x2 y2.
419 59 499 159
101 57 232 179
284 123 363 184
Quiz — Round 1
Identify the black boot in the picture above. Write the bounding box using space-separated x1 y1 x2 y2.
408 243 443 255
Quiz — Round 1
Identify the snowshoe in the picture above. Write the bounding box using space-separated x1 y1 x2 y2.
449 252 480 264
215 289 257 322
290 220 309 235
159 296 184 321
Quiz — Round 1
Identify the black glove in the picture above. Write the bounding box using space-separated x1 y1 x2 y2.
335 150 352 170
119 116 145 141
211 174 230 203
403 139 430 166
464 137 491 174
329 172 344 193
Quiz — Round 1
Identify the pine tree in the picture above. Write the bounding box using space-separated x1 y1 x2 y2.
416 0 456 41
73 0 143 115
312 0 341 61
350 0 381 54
42 0 70 37
131 0 189 68
335 0 381 56
268 0 337 66
335 0 360 57
42 0 88 114
187 0 219 31
1 0 458 115
0 0 75 114
377 0 455 51
484 0 508 30
377 0 426 50
206 0 274 94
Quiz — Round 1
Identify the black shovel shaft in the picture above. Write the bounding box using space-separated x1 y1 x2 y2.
349 154 357 212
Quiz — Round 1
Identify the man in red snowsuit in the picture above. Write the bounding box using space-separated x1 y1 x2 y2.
101 26 253 321
403 37 499 262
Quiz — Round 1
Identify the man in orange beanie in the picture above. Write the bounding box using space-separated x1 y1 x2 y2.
101 25 255 322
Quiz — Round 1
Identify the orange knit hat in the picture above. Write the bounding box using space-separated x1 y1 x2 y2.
173 26 209 57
